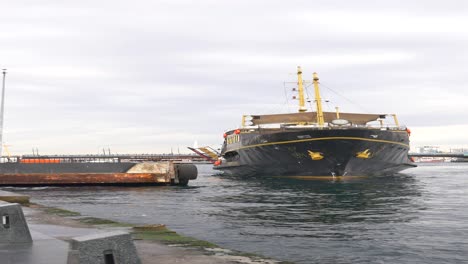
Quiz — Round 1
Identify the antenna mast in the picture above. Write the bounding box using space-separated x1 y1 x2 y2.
0 69 7 156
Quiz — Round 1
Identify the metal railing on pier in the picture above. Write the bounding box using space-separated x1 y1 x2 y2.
0 154 211 164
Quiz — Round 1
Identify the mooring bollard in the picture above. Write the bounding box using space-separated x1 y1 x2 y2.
67 231 141 264
0 202 33 244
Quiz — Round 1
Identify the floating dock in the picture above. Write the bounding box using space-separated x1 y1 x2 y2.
0 156 197 186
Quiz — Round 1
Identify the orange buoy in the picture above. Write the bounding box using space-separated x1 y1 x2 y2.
223 133 227 138
214 160 222 166
234 129 241 134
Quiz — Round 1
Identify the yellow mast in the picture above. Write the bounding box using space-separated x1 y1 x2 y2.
313 72 325 127
296 66 307 112
392 114 400 127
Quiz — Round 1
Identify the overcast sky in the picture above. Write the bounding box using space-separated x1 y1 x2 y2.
1 0 467 155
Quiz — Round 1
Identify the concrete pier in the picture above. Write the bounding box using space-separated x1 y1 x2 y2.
0 191 276 264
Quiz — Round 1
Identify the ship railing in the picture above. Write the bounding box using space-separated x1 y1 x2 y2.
0 154 205 164
365 124 407 130
239 123 406 132
0 156 122 164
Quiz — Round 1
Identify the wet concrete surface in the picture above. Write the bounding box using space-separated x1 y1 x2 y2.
0 229 69 264
0 206 104 264
0 199 276 264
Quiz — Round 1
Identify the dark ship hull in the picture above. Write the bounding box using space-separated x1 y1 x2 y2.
215 128 415 177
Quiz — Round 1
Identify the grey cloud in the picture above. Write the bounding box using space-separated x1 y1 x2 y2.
1 0 467 153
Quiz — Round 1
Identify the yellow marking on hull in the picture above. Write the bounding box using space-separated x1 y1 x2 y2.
308 151 324 160
236 136 409 151
356 149 371 159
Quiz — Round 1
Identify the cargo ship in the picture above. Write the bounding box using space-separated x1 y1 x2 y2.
0 155 197 186
190 67 415 177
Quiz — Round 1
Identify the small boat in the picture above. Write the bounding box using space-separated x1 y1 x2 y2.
191 67 416 177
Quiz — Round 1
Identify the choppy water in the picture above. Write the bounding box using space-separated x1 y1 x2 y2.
11 163 468 263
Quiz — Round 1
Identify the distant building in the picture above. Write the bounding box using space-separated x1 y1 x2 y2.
450 148 467 154
417 146 441 154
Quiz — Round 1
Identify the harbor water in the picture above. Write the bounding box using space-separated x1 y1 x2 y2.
11 163 468 263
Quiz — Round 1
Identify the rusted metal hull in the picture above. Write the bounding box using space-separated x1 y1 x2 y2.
0 161 198 186
0 173 171 186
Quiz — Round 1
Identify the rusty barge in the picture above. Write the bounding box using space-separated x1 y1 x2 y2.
0 155 197 186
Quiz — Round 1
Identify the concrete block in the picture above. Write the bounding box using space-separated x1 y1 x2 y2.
0 203 33 244
67 231 141 264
